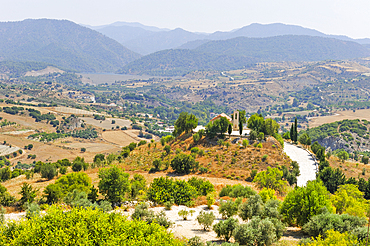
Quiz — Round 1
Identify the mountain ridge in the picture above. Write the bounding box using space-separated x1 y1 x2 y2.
0 19 141 72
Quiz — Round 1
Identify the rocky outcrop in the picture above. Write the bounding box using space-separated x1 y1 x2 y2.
318 136 351 152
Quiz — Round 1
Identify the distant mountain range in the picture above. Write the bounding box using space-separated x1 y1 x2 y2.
0 19 141 72
91 22 370 55
0 19 370 75
119 35 370 76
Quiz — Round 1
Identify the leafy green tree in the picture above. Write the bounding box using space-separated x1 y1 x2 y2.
362 155 369 164
317 167 346 194
331 184 368 217
197 211 215 231
242 139 249 148
304 229 358 246
43 184 63 204
247 114 265 133
19 183 38 207
0 205 182 245
170 153 198 174
164 145 171 155
239 195 264 221
337 150 349 162
298 133 311 147
283 131 290 140
264 118 279 136
187 177 215 196
173 112 198 136
98 166 130 204
206 117 231 139
302 211 367 237
239 120 243 136
147 177 174 205
172 180 197 205
40 164 57 180
293 118 298 142
234 217 280 246
228 124 232 138
54 172 91 195
290 124 294 141
253 167 288 194
93 154 105 163
281 180 333 226
213 217 238 242
219 198 242 219
130 174 147 199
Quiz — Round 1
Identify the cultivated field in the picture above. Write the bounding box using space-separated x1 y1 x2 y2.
80 117 131 130
51 107 99 116
309 109 370 128
102 130 142 146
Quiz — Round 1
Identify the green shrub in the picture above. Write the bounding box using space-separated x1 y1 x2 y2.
302 211 367 237
188 177 215 196
190 147 199 154
262 154 268 161
219 198 242 219
2 205 181 245
197 211 215 231
213 217 238 242
257 143 263 148
219 184 256 198
178 209 189 220
59 166 67 175
40 164 57 180
170 153 198 174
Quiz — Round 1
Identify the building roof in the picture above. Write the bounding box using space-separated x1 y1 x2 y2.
210 113 232 122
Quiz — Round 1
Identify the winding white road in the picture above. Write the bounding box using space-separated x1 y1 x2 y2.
284 142 317 187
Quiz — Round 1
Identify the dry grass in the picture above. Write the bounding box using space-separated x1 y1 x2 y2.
309 109 370 128
121 134 291 180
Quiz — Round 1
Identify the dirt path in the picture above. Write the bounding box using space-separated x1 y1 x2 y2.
284 143 317 187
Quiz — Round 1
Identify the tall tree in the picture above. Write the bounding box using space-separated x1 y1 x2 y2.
239 120 243 136
290 124 294 141
293 118 298 142
228 124 232 138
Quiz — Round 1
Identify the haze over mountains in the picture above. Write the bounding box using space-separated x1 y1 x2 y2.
92 22 370 55
0 19 370 75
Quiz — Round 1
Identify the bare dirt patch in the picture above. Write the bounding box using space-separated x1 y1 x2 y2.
81 117 131 130
25 66 64 76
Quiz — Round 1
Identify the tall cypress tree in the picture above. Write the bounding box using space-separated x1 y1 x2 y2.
294 117 298 142
290 124 294 141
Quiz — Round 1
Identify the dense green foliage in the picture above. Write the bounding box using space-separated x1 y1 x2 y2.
98 166 130 204
281 180 333 226
0 205 181 245
170 153 198 174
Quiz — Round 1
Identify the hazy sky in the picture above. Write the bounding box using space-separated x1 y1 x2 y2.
1 0 370 38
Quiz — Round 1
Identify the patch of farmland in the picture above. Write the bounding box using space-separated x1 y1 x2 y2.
64 142 116 153
309 109 370 128
81 117 131 130
102 131 140 146
51 107 99 116
0 145 20 156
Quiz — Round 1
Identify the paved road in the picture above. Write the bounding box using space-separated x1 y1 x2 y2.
284 142 317 187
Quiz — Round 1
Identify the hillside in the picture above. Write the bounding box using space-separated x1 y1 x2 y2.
195 36 370 62
0 19 141 72
118 49 256 76
302 119 370 153
120 36 370 76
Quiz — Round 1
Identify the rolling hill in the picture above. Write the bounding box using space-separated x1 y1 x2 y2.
118 49 256 76
119 35 370 76
0 19 141 72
